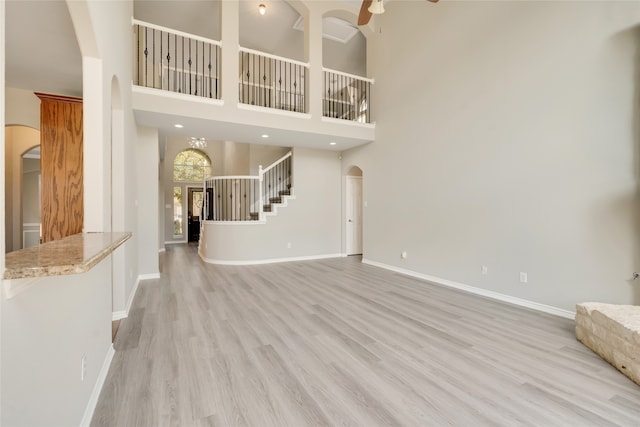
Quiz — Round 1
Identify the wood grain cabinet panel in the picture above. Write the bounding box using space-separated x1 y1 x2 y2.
36 93 83 243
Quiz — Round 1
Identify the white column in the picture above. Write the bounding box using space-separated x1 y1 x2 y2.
306 6 323 118
82 56 107 232
220 0 239 108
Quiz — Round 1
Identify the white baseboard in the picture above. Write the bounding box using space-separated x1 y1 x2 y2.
138 273 161 281
200 253 343 266
112 310 127 321
80 344 115 427
164 240 187 245
111 273 156 323
362 259 575 320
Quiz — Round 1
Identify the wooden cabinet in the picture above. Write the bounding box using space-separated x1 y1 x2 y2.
35 93 83 243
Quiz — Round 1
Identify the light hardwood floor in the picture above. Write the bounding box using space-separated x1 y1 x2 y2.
91 244 640 426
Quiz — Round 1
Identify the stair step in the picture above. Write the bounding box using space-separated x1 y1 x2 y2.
269 197 282 204
263 205 272 212
278 190 291 196
249 212 259 220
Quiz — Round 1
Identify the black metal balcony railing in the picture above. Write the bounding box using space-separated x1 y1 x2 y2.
133 19 221 99
132 20 373 123
323 68 372 123
239 48 307 113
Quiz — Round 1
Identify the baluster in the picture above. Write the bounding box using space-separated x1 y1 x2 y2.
152 29 156 88
208 45 212 98
144 27 148 87
278 60 283 109
201 40 205 97
136 25 140 85
166 32 171 91
215 46 219 99
289 62 292 111
188 40 192 94
293 65 297 112
194 40 198 96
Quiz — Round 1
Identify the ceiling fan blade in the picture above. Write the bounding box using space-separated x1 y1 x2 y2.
358 0 373 26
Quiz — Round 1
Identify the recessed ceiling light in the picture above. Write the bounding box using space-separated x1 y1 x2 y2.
330 142 337 146
261 134 269 138
174 124 184 128
259 3 266 15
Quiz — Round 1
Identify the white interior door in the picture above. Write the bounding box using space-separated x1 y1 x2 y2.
346 176 363 255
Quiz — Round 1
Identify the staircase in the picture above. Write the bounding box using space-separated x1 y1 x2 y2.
204 152 293 222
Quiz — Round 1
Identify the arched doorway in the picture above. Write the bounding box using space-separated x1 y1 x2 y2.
346 166 363 255
21 146 41 249
4 125 40 252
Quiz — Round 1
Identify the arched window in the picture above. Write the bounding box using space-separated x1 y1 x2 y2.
173 149 211 181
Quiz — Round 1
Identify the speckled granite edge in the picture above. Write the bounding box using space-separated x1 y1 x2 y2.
3 232 132 280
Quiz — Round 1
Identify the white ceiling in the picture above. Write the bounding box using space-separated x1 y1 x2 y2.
5 0 83 97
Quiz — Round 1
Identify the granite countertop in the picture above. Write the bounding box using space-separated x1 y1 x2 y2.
3 232 132 280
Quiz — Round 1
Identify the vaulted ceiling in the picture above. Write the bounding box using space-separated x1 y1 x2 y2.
5 0 365 98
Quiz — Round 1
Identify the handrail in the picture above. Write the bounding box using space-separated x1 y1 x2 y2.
262 151 292 174
132 18 222 47
206 175 258 181
239 46 309 68
322 67 374 84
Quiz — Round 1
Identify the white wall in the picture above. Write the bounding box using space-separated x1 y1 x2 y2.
249 144 291 175
4 88 39 130
1 261 112 426
200 147 342 262
342 1 640 312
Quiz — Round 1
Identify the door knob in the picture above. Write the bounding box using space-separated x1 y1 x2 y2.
348 219 352 222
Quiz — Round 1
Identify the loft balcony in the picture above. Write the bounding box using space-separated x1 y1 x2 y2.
131 19 375 150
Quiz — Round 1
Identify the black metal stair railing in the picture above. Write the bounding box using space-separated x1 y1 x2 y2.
260 153 292 211
133 19 221 100
203 152 293 223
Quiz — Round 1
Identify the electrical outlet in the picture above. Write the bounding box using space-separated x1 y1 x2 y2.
401 251 408 259
81 354 87 381
481 266 488 275
520 272 528 283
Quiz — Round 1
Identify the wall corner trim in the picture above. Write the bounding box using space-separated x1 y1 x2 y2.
361 259 576 320
79 345 115 427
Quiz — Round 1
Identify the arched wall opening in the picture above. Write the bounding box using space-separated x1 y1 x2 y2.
4 125 40 252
